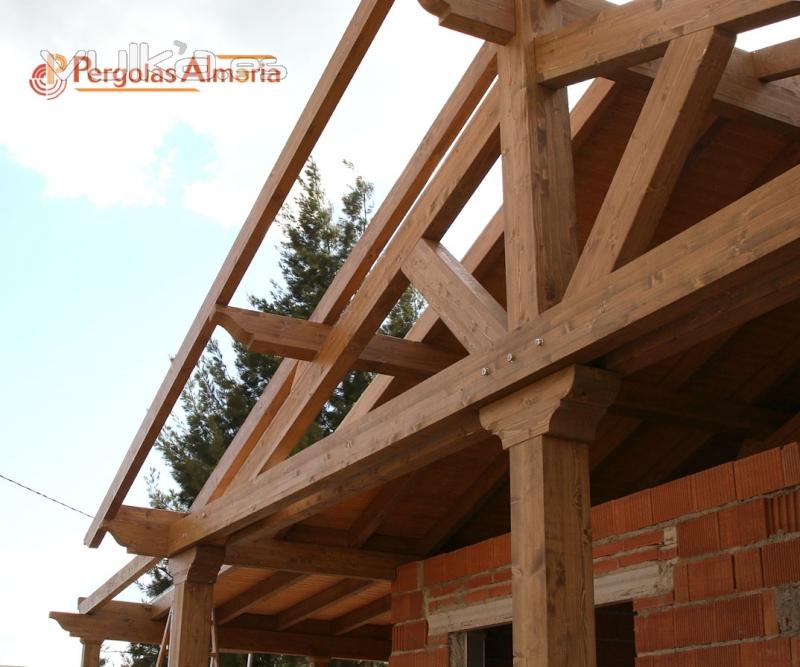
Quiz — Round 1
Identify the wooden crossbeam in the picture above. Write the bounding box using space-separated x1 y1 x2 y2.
50 601 391 660
346 475 414 547
216 572 304 625
214 305 461 377
534 0 800 87
401 239 507 353
78 555 158 614
164 163 800 554
418 0 515 43
190 44 498 510
753 38 800 81
331 596 391 635
566 28 735 297
84 0 396 549
274 580 374 631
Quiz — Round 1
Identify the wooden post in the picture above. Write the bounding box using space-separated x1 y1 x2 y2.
80 638 102 667
479 366 620 667
168 545 225 667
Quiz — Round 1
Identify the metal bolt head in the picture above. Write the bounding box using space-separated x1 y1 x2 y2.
506 353 514 362
534 337 544 347
481 367 490 376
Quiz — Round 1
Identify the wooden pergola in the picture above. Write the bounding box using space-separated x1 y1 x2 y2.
51 0 800 665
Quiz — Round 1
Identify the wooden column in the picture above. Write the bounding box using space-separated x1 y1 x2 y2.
168 544 225 667
480 366 619 667
80 638 102 667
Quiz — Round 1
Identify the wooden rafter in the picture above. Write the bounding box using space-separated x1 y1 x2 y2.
215 572 304 625
418 0 515 43
331 596 391 635
78 555 158 615
84 0 396 548
753 37 800 82
274 580 374 631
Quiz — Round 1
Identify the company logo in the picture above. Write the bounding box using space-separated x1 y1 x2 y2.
30 42 287 100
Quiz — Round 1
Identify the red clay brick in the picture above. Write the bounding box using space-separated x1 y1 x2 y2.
423 555 446 587
693 644 741 667
718 498 769 549
620 547 661 569
791 636 800 664
593 539 624 558
429 581 462 598
674 602 717 646
761 539 800 586
691 463 736 511
444 549 472 581
675 562 690 603
466 588 489 604
492 568 511 583
468 572 493 589
652 476 694 523
491 533 511 568
767 490 800 535
634 592 674 610
594 558 619 574
489 583 512 598
735 448 785 500
733 548 764 591
392 620 428 652
390 651 415 667
613 489 654 534
426 634 448 647
395 562 421 593
740 637 792 666
635 658 654 667
393 591 424 622
688 554 734 600
678 513 720 558
783 442 800 486
714 594 764 641
592 501 616 540
424 647 449 667
635 608 676 652
659 547 678 560
763 591 779 636
651 651 696 667
625 530 664 551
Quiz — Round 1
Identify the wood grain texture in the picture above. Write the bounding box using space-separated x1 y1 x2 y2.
753 37 800 81
418 0 515 43
567 28 735 296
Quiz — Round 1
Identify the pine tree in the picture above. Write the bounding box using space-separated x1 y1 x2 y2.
125 160 421 665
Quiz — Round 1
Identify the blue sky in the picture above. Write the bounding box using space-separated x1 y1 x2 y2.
0 0 798 664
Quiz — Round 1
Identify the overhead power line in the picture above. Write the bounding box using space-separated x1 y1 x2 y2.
0 472 94 519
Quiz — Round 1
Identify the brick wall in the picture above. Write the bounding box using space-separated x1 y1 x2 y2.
389 443 800 667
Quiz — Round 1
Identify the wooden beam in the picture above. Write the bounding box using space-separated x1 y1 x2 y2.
418 0 515 44
214 305 461 377
50 601 391 660
331 596 391 635
480 366 618 667
225 85 501 486
753 38 800 81
80 639 102 667
164 163 800 554
535 0 800 87
215 572 304 625
566 28 735 297
192 45 498 509
274 579 374 631
168 545 225 666
498 0 576 324
611 380 789 438
401 239 507 353
224 541 412 580
84 0 396 548
79 555 159 614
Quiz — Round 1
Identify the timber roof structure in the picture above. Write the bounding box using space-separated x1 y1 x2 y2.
51 0 800 663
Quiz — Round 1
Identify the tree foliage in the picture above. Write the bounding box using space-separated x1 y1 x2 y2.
125 160 420 666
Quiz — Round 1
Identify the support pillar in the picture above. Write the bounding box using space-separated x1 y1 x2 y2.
168 544 225 667
80 638 102 667
480 366 619 667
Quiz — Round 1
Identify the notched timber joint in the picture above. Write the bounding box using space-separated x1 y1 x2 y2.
418 0 515 44
479 365 620 447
